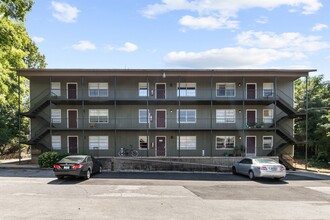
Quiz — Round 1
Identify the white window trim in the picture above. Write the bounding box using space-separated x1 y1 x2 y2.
138 82 149 97
51 109 61 123
139 109 149 124
262 136 273 150
139 136 149 150
51 82 61 97
263 83 274 97
263 109 274 124
88 82 108 97
177 82 196 97
216 83 236 97
216 109 236 123
215 136 235 150
177 109 196 123
89 109 109 123
89 136 109 150
51 135 61 150
177 136 196 150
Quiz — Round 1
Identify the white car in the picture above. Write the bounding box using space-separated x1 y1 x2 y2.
232 157 286 180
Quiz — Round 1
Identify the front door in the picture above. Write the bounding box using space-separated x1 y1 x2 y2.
246 136 256 156
156 110 166 128
68 110 78 128
68 136 78 154
67 83 77 99
156 136 166 156
246 83 256 99
156 83 165 99
246 110 256 127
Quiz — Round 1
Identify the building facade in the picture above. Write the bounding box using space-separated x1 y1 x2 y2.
17 69 312 166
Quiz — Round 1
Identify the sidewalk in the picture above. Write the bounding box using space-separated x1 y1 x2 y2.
0 158 39 169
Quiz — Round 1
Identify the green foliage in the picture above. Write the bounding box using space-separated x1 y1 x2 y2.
38 152 70 168
0 0 46 150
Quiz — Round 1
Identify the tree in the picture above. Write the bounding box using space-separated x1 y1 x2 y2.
295 75 330 160
0 0 46 154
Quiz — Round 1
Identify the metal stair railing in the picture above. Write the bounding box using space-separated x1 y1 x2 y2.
22 88 51 117
280 154 296 170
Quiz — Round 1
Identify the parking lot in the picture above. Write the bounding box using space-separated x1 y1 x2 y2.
0 168 330 219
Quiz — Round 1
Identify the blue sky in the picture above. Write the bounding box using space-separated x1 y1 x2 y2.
26 0 330 79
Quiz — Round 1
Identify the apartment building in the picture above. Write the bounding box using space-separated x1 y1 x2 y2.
17 69 312 166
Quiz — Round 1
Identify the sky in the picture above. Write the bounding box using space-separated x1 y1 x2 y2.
26 0 330 79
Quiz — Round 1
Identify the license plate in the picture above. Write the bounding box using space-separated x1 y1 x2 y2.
64 166 70 169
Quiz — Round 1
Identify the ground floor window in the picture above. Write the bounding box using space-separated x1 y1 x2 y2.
139 136 148 150
177 136 196 150
216 136 235 149
89 136 108 150
263 136 273 149
52 136 61 150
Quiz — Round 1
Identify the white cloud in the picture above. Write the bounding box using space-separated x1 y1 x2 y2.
142 0 322 30
31 36 45 43
256 16 268 24
51 1 80 23
72 41 96 51
311 23 328 32
117 42 138 52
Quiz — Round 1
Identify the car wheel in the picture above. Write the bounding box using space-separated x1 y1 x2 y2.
131 150 138 157
85 169 91 180
248 170 255 180
232 167 237 175
56 175 64 180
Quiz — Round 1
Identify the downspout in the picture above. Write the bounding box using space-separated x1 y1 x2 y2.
305 76 309 170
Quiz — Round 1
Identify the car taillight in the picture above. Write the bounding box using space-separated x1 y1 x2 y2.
54 164 61 169
72 164 83 169
280 165 286 171
256 166 267 170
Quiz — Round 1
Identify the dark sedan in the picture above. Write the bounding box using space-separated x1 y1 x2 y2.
53 155 102 180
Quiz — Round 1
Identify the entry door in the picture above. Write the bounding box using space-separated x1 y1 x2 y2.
246 110 256 127
156 83 165 99
68 136 78 154
246 84 256 99
67 83 77 99
68 110 78 128
156 110 166 128
246 136 256 156
156 136 166 156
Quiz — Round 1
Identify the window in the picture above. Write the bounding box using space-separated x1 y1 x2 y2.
51 109 61 123
177 136 196 150
89 136 108 150
216 136 235 149
263 83 274 97
52 136 61 150
177 83 196 97
51 82 61 96
177 110 196 123
139 83 149 97
263 109 273 123
216 109 235 123
139 109 149 123
216 83 235 97
89 109 108 123
263 136 273 149
139 136 148 150
88 83 108 97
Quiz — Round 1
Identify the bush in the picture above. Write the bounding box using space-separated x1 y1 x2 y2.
38 152 70 168
316 151 328 162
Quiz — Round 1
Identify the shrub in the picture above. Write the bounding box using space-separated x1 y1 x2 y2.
38 151 70 168
316 151 328 162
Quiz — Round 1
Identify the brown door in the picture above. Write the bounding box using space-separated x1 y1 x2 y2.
156 84 165 99
246 136 256 156
68 136 78 154
246 84 256 99
67 83 77 99
246 110 256 127
156 137 166 156
68 110 78 128
156 110 166 128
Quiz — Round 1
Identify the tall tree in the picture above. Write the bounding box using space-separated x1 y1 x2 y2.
0 0 46 152
295 75 330 159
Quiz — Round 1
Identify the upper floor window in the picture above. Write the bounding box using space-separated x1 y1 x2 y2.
89 136 108 150
139 109 149 123
177 83 196 97
177 109 196 123
216 83 235 97
216 136 235 149
139 136 148 150
263 136 273 150
51 109 61 123
51 82 61 96
177 136 196 150
263 109 273 123
89 109 109 123
51 136 61 150
263 83 274 97
139 83 149 97
216 109 236 123
88 83 108 97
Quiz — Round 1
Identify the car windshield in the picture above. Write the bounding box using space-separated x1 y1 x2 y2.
254 158 278 164
59 156 85 163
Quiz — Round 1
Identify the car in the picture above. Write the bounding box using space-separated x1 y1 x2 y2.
232 157 286 180
53 155 102 180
